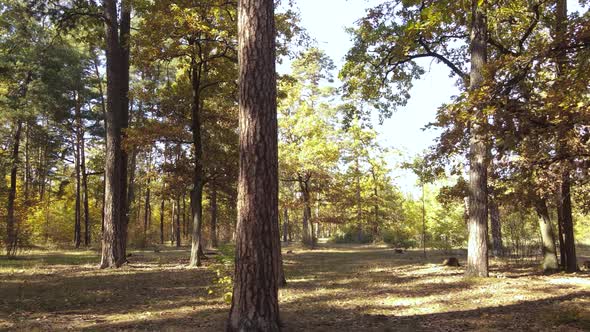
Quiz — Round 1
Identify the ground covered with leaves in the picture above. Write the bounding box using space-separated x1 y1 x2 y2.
0 244 589 331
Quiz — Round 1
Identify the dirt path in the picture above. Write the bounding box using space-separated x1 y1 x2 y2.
0 245 588 331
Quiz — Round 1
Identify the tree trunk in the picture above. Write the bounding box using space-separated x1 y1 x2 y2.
175 197 181 247
555 0 577 273
143 175 151 247
282 208 289 243
210 184 218 248
74 114 82 249
227 0 281 329
81 130 90 246
534 198 559 272
101 0 131 268
489 199 503 257
159 197 165 245
189 54 205 267
6 121 22 256
465 0 489 278
299 177 313 247
355 156 362 243
182 193 187 237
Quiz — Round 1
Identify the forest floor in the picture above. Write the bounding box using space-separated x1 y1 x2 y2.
0 243 589 331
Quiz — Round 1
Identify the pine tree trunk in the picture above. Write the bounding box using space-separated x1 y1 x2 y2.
489 199 503 257
159 198 165 245
210 184 218 248
74 91 83 249
465 0 489 278
81 128 90 246
175 197 181 247
143 175 151 247
74 117 82 249
6 121 22 257
101 0 131 268
227 0 281 329
534 198 559 272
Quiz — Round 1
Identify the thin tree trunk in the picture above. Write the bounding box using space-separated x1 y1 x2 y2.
299 177 313 247
159 197 165 245
175 197 181 247
189 53 205 267
143 175 151 247
81 129 90 246
210 184 218 248
535 198 559 272
283 208 289 243
489 199 503 257
227 0 281 328
355 156 362 243
465 0 489 278
182 193 187 237
6 121 23 256
74 91 83 248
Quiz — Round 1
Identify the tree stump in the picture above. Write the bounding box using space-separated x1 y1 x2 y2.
443 257 460 267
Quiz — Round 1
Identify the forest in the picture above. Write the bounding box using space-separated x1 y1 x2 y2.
0 0 589 331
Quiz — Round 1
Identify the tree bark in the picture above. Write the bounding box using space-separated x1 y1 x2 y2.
299 176 313 247
6 121 22 256
74 108 82 249
465 0 489 278
210 184 218 248
189 54 205 267
555 0 577 273
101 0 131 268
534 198 559 272
282 208 289 243
227 0 281 329
175 197 181 247
489 199 503 257
143 174 151 247
159 197 165 245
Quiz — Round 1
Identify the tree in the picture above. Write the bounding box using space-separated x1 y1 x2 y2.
465 0 489 278
278 47 340 247
100 0 131 268
226 0 281 329
341 0 491 277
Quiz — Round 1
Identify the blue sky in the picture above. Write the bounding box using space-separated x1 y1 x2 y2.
281 0 586 196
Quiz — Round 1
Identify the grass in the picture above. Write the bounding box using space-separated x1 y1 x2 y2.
0 243 588 331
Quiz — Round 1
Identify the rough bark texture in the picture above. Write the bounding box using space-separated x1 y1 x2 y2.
489 199 503 257
6 121 22 256
101 0 131 269
226 0 281 329
534 198 559 272
465 0 489 278
555 0 577 273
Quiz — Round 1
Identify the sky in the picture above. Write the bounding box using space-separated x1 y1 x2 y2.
280 0 586 196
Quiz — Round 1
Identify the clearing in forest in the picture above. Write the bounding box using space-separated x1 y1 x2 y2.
0 244 589 331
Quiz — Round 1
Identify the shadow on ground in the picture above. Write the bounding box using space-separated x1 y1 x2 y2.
0 244 588 331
